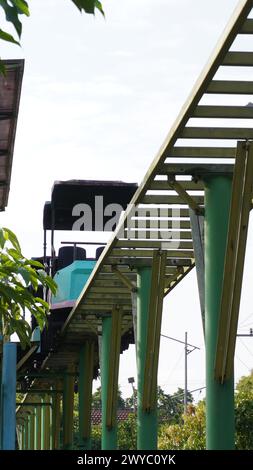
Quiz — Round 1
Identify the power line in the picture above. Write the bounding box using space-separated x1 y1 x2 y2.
238 338 253 358
161 333 200 351
239 312 253 327
161 331 201 413
169 386 206 402
235 354 251 371
161 349 184 388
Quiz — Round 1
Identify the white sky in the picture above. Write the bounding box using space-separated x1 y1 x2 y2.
1 0 253 400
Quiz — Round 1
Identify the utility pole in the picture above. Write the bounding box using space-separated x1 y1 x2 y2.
161 332 200 414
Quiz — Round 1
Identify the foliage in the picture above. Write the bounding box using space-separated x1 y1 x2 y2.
158 371 253 450
0 0 104 72
0 227 57 347
235 370 253 450
118 412 137 450
158 401 206 450
91 386 126 410
91 425 102 450
158 386 193 424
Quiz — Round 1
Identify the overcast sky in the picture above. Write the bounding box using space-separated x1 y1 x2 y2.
1 0 253 399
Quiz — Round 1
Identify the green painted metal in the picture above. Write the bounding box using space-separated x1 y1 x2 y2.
52 260 96 304
79 343 94 450
30 412 35 450
35 403 42 450
204 176 235 449
21 424 25 450
24 417 29 450
63 371 75 450
27 414 31 450
101 316 117 450
42 396 50 450
1 342 17 449
51 385 61 450
137 267 157 450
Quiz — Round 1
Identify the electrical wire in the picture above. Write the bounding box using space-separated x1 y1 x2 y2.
239 312 253 327
160 349 184 388
235 354 251 371
238 338 253 358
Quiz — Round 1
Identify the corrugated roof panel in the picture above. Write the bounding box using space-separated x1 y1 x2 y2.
0 59 24 211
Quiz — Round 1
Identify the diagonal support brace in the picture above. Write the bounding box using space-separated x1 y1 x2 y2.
189 208 205 336
215 140 253 383
168 177 204 215
106 307 122 429
142 251 167 411
111 265 137 292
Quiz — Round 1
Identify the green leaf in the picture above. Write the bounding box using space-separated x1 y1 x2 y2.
0 0 22 37
10 0 30 16
0 28 19 45
7 247 22 261
0 227 6 248
35 297 49 310
17 266 31 285
71 0 103 15
27 258 44 269
3 227 21 251
95 0 104 16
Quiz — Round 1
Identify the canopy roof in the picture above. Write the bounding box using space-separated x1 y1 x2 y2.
0 59 24 211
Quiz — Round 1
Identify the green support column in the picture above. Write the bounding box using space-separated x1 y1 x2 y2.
79 342 94 450
63 370 75 450
19 423 24 450
42 396 50 450
29 411 35 450
52 383 61 450
24 416 29 450
35 401 42 450
22 423 25 450
27 413 31 450
137 267 157 450
16 422 22 450
101 316 117 450
205 176 235 449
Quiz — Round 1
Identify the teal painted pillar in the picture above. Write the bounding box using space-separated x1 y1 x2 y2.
35 401 42 450
27 413 31 449
101 316 117 450
42 396 50 450
137 267 157 450
79 343 94 450
1 342 17 449
205 176 235 450
21 423 25 450
63 370 75 450
24 416 29 450
51 385 61 450
29 412 35 450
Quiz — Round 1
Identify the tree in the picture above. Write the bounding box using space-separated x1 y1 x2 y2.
0 0 104 73
158 371 253 450
0 227 57 347
91 386 126 410
157 386 193 424
118 413 137 450
158 401 206 450
235 370 253 450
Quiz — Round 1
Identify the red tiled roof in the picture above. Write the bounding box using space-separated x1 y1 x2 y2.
91 408 133 425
